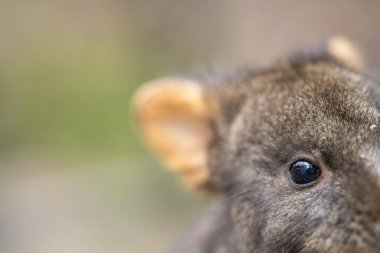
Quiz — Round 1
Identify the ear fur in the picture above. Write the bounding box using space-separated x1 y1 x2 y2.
326 36 363 70
132 78 214 190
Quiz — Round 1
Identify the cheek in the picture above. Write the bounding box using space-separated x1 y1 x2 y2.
229 199 259 252
260 189 333 238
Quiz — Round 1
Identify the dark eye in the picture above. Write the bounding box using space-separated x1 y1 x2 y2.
289 160 321 185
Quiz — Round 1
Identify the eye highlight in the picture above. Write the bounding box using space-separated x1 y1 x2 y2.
289 160 321 186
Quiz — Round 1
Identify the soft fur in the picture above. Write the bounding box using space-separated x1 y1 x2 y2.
135 38 380 253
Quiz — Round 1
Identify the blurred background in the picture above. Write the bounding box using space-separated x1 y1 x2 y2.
1 1 380 252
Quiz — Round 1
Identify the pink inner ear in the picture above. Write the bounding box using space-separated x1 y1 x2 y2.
133 78 214 190
158 118 211 152
327 36 362 70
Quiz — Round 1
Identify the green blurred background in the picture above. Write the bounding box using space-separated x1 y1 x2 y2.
1 1 380 252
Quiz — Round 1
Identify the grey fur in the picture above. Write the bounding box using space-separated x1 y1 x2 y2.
170 48 380 252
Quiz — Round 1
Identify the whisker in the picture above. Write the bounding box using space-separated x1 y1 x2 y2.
213 186 256 207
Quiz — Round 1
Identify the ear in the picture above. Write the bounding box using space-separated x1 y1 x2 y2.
132 78 215 190
326 36 363 70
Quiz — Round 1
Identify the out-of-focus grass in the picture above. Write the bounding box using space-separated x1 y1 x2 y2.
0 2 205 252
0 0 194 160
0 36 204 252
1 42 147 158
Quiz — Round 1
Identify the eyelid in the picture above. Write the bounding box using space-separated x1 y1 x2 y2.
288 174 319 189
287 154 319 169
281 151 332 190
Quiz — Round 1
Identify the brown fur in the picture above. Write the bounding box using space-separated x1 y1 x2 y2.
134 38 380 252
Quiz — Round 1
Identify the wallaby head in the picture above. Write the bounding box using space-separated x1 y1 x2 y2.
133 37 380 252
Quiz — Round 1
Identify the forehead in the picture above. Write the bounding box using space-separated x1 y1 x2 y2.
234 62 380 166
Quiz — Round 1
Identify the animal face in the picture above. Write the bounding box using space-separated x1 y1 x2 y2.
133 37 380 252
211 61 380 252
